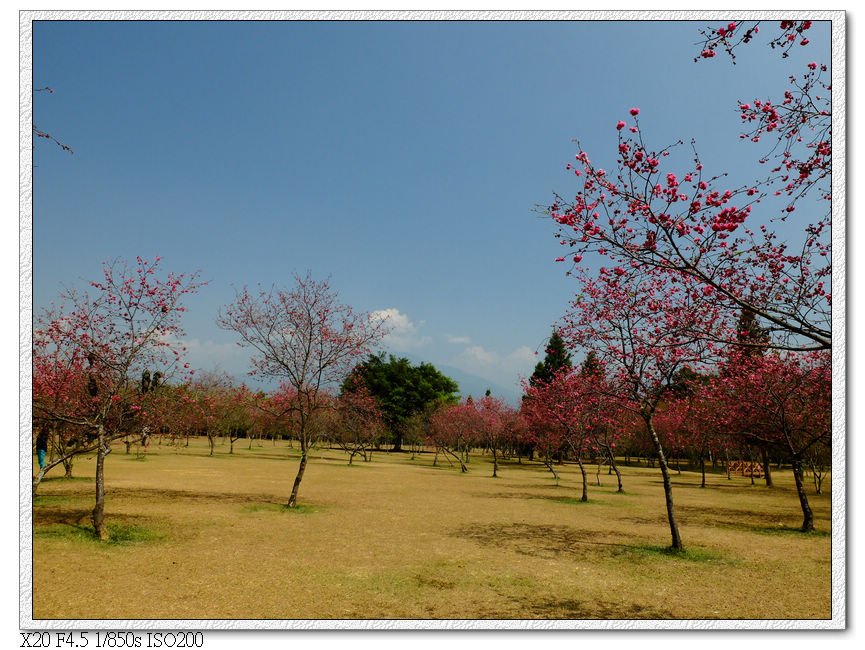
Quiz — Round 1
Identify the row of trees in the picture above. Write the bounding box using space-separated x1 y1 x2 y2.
33 265 393 533
32 22 834 551
539 20 834 549
32 256 830 545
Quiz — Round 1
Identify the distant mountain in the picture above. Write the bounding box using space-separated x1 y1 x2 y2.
402 355 522 405
204 356 524 404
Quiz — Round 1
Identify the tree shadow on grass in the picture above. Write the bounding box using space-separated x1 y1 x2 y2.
239 502 323 515
517 596 675 620
109 487 285 505
453 522 732 565
33 508 165 545
41 476 92 484
619 506 830 537
472 491 633 508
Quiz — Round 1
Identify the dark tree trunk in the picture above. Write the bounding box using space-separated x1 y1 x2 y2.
607 448 623 493
447 448 468 473
287 450 308 508
92 427 109 540
700 454 706 488
646 417 683 551
492 447 498 478
791 457 815 532
761 447 774 487
543 459 559 481
576 456 588 502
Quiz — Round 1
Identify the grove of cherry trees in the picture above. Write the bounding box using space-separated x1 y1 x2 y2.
31 20 833 554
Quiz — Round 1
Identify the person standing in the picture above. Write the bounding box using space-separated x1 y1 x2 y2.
36 427 49 469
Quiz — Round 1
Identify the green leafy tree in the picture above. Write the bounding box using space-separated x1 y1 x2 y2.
528 330 573 388
343 353 459 451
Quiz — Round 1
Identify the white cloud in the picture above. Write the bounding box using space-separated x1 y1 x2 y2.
508 346 536 365
446 335 472 344
463 345 497 365
179 338 243 373
371 308 432 351
456 344 539 391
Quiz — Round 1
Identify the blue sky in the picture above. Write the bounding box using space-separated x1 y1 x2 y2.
31 19 832 401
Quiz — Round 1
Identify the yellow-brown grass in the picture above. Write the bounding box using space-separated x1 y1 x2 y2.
32 438 831 620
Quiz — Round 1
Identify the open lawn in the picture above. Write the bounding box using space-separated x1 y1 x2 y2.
31 438 832 620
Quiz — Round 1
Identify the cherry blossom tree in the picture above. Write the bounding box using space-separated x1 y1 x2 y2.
427 401 474 473
710 349 830 531
561 264 723 551
523 370 599 501
546 22 831 353
470 395 521 479
33 324 91 486
217 273 388 508
330 385 384 465
32 257 200 539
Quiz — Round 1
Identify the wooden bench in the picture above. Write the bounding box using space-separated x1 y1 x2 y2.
727 460 764 478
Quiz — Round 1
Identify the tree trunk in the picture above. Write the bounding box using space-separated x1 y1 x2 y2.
607 448 623 493
700 454 706 488
761 447 774 487
287 450 308 508
92 427 109 540
445 447 467 472
646 418 683 551
32 467 46 498
576 456 588 502
492 447 498 478
791 457 814 532
543 459 559 481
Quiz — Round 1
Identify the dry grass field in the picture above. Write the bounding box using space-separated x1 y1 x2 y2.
31 438 832 621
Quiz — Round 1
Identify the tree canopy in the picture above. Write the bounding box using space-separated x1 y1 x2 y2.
528 330 573 388
343 353 460 451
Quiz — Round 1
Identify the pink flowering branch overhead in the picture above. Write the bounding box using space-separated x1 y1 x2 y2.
547 23 831 353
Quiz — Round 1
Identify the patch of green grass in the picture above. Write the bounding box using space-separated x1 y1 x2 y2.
34 522 165 545
33 494 79 506
750 525 831 537
543 493 634 509
549 496 592 506
240 502 322 514
620 544 731 564
104 522 165 544
41 476 91 484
